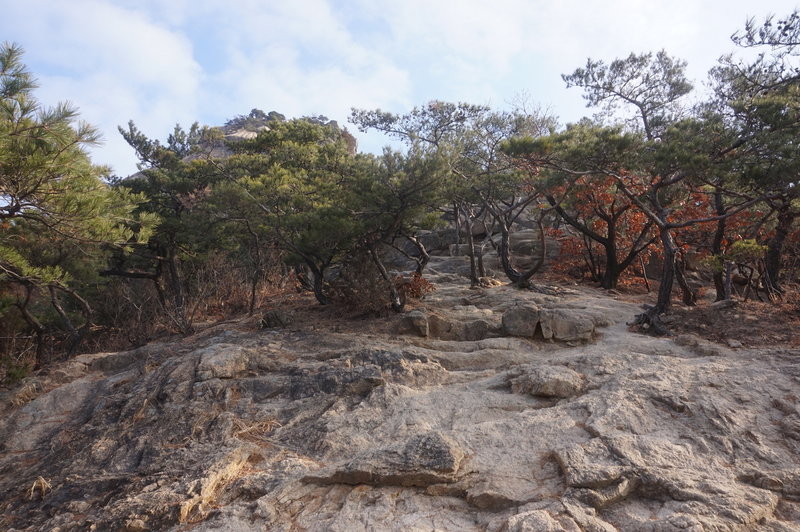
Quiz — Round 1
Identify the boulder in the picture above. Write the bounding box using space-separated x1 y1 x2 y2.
502 304 541 337
539 308 595 342
503 306 594 342
510 365 585 398
428 314 490 341
398 310 429 337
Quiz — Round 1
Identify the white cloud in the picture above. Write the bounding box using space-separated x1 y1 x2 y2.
0 0 202 175
180 2 414 148
1 0 797 171
342 0 797 115
354 0 528 68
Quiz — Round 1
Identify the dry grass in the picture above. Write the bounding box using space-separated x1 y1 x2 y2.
9 381 42 408
231 417 281 445
178 449 252 524
28 476 51 500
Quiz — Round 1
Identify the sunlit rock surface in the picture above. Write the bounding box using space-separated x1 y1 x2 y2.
2 276 799 531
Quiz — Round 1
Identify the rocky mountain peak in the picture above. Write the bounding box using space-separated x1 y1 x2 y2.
218 108 357 154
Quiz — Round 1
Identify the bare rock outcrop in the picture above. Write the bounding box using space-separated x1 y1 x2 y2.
502 303 596 342
398 306 497 341
304 431 465 487
1 281 799 531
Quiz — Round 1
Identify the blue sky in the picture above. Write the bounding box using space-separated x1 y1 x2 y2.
2 0 797 176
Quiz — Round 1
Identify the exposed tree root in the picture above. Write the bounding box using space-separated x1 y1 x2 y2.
629 305 671 336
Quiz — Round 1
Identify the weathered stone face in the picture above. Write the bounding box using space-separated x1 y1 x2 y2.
303 431 465 488
538 308 595 342
501 303 541 337
398 309 429 337
501 304 595 342
195 343 250 381
509 365 585 398
1 280 799 531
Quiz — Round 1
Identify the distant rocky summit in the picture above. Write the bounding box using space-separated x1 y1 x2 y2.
2 264 800 530
218 108 357 153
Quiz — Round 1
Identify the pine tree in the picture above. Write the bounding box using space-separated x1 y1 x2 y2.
0 42 150 363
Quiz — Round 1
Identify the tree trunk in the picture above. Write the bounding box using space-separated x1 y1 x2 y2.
391 235 430 276
639 255 651 292
497 218 545 288
712 268 726 301
49 285 80 349
307 262 331 305
545 193 635 290
16 285 48 369
600 233 619 289
497 223 523 285
166 253 193 335
724 261 733 300
452 203 461 256
674 253 697 306
764 204 794 294
48 285 92 355
246 223 263 316
583 235 600 283
407 235 430 276
249 270 260 316
465 220 479 287
369 247 404 312
711 189 728 301
632 226 675 335
654 227 678 313
477 238 487 279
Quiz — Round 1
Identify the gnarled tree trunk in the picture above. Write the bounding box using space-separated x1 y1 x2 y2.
711 189 728 301
764 203 795 295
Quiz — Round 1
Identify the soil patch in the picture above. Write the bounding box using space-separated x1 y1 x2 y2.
666 292 800 348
